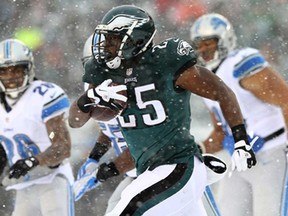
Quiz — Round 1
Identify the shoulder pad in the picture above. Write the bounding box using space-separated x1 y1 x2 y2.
233 48 266 78
83 58 108 86
152 38 196 60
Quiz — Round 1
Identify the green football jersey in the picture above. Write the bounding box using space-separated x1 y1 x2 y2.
83 38 202 174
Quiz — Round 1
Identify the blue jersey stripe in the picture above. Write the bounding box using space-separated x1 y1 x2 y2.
233 54 265 78
204 186 221 216
42 97 69 120
98 122 106 130
281 156 288 216
68 183 74 216
4 40 10 58
43 93 65 108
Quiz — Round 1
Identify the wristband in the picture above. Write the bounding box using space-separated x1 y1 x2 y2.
89 142 110 161
77 93 92 113
231 124 249 144
97 162 120 182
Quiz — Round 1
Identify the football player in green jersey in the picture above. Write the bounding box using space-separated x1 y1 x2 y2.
69 5 256 216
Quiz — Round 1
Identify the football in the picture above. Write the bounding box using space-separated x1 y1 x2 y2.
89 83 127 122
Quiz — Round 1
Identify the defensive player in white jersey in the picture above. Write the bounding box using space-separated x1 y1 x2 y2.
191 13 288 216
0 39 74 216
73 34 137 214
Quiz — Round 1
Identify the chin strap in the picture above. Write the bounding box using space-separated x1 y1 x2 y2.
0 92 11 112
106 56 121 69
203 51 222 71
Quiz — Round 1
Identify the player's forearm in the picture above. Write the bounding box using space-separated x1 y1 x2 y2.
68 96 91 128
217 87 244 128
37 123 71 166
97 131 112 145
114 148 135 174
35 141 71 167
203 129 225 153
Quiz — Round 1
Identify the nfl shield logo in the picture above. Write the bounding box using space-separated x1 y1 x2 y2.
126 68 133 76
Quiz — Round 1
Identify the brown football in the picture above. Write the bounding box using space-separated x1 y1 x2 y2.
89 83 127 122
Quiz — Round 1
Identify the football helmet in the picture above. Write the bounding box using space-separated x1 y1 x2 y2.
81 34 93 66
92 5 156 69
0 39 35 98
190 13 237 70
82 33 105 66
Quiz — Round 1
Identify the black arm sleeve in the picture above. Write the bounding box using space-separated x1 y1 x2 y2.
89 142 110 161
231 124 249 144
0 145 7 175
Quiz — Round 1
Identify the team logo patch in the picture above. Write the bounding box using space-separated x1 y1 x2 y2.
124 77 137 84
126 68 133 76
177 40 193 56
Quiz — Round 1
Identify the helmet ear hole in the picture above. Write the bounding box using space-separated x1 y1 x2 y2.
132 39 145 55
136 39 144 46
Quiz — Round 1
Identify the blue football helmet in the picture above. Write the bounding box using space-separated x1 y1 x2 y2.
190 13 237 70
0 39 35 98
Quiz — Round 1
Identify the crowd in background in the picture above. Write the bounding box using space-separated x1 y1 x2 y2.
0 0 288 215
1 0 288 95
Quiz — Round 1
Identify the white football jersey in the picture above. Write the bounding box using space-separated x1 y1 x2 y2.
204 47 287 153
0 80 74 190
98 119 137 178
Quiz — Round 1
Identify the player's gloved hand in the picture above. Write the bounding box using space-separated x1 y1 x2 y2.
231 124 257 172
86 79 127 112
97 162 120 182
74 168 100 201
77 79 127 113
92 79 127 103
231 140 257 172
9 156 39 179
76 158 98 179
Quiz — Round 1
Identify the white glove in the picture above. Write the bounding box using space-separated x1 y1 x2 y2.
74 169 100 201
74 158 100 201
231 140 257 172
87 79 127 103
77 158 98 179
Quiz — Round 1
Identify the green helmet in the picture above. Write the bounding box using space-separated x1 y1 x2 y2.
92 5 156 69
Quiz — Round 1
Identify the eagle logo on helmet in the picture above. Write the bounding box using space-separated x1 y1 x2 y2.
105 15 150 32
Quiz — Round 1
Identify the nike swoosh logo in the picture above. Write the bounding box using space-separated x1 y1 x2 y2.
50 92 57 99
